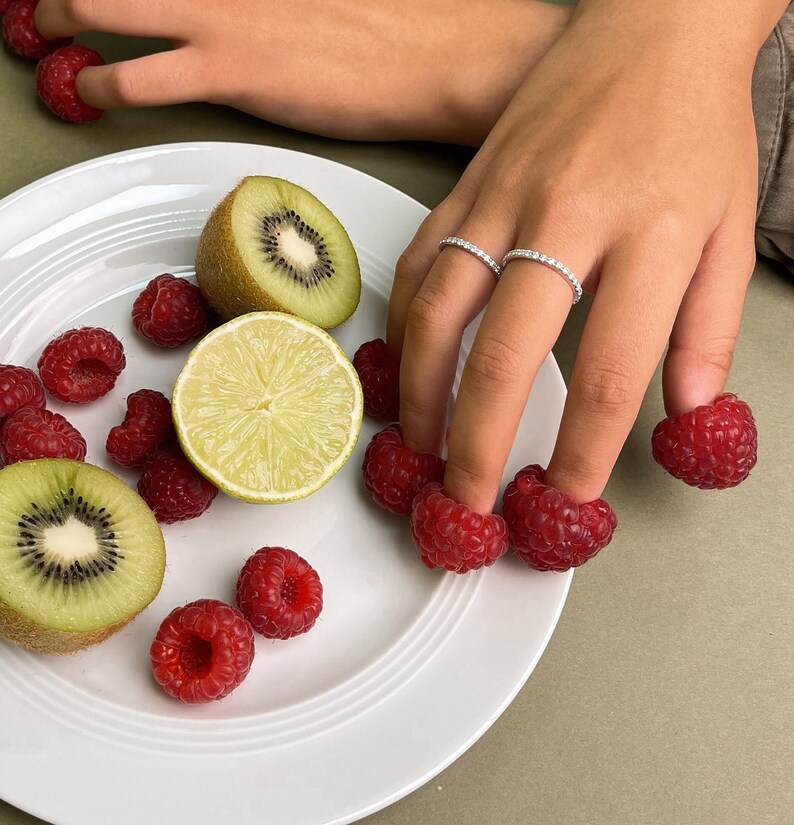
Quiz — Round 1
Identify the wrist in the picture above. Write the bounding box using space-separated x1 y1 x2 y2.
571 0 787 76
437 0 572 145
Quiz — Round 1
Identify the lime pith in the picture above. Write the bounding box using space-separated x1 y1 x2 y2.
172 312 363 503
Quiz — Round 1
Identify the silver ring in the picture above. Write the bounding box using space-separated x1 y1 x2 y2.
501 249 583 305
438 236 502 278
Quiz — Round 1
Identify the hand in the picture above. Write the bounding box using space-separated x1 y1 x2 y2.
388 2 778 513
33 0 568 143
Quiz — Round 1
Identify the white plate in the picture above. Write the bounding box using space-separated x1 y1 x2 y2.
0 143 571 825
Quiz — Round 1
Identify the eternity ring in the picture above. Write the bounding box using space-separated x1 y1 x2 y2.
501 249 583 305
438 236 502 278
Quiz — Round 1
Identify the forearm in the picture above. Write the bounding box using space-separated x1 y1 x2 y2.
571 0 789 72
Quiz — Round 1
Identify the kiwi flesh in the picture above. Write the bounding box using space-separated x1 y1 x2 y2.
195 176 361 329
0 459 166 655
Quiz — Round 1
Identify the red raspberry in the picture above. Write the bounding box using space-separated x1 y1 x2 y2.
36 44 104 123
2 0 71 61
236 547 323 640
0 0 12 13
651 393 757 489
0 364 46 420
132 274 209 348
106 389 174 468
502 465 617 572
38 327 125 404
150 599 255 704
410 483 509 573
362 424 446 516
138 448 218 524
0 406 86 465
353 338 400 421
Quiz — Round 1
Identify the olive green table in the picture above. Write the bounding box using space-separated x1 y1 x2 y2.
1 33 792 825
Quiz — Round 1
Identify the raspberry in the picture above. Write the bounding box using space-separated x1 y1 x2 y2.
651 393 757 489
0 0 12 13
138 448 218 524
38 327 125 404
132 274 209 348
502 465 617 572
0 406 86 465
150 599 255 704
362 424 446 516
410 483 509 573
106 389 174 468
2 0 71 61
353 338 400 421
0 364 46 420
36 44 104 123
236 547 323 640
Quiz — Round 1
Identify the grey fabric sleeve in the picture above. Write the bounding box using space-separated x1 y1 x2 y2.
754 7 794 274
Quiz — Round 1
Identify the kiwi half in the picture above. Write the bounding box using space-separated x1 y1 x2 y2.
0 459 165 655
195 176 361 328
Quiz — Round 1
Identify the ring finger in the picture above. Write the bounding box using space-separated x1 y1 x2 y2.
443 233 595 513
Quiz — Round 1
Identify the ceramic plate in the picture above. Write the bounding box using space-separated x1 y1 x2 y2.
0 142 571 825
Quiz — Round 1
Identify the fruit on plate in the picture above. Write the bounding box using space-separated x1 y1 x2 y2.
0 364 46 419
138 447 218 524
172 312 363 503
236 547 323 640
0 406 86 464
362 424 446 516
132 274 209 348
0 459 165 654
150 599 255 704
106 389 174 468
353 338 400 422
410 483 509 573
195 176 361 329
38 326 125 403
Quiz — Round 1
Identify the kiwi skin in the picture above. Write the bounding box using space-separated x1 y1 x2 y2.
195 177 360 328
197 180 284 322
0 602 133 656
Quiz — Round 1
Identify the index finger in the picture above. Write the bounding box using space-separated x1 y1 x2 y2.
35 0 188 39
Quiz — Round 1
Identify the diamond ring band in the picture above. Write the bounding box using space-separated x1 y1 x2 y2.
501 249 583 305
438 237 502 279
436 237 583 306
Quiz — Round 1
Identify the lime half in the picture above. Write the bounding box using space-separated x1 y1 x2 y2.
172 312 363 503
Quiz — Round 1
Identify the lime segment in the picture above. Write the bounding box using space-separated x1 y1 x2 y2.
172 312 363 502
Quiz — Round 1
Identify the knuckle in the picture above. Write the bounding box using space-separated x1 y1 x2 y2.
397 392 431 426
530 176 592 234
549 456 605 499
574 356 640 416
445 452 497 493
673 338 735 380
643 206 690 247
466 335 525 389
406 286 456 338
395 246 429 286
108 63 141 107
